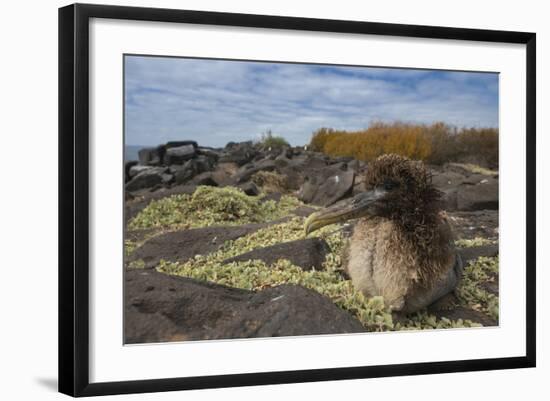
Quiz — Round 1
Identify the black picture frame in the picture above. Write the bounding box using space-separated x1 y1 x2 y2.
58 3 536 397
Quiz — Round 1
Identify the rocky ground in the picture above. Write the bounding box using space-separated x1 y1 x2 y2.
124 140 499 344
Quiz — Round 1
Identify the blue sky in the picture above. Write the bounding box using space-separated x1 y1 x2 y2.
125 56 498 147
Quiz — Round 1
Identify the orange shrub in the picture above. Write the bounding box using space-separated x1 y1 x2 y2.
311 122 432 162
309 127 339 152
454 127 499 167
309 122 498 167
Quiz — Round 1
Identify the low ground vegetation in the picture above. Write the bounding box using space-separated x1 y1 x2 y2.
127 186 498 332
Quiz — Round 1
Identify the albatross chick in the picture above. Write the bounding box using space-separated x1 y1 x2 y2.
305 154 462 314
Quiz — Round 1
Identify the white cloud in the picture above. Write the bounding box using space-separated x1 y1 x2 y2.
125 56 498 147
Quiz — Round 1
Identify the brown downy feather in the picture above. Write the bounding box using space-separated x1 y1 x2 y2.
363 154 454 288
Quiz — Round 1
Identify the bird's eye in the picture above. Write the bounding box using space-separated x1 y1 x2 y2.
383 180 398 190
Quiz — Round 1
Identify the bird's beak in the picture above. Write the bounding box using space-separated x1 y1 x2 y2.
304 189 387 235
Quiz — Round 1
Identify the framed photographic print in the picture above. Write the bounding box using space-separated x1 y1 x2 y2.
58 3 536 397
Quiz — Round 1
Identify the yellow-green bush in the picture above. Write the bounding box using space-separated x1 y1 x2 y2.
127 186 302 230
309 122 498 167
259 129 289 148
251 171 289 193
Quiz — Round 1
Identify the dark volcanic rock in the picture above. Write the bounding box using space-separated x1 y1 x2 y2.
458 244 499 266
441 189 459 211
431 171 468 191
164 144 196 165
300 154 329 169
171 157 215 185
125 160 138 183
193 155 216 173
128 165 156 179
210 162 239 186
291 205 317 217
138 146 164 166
300 170 355 206
190 172 218 186
196 147 221 165
125 167 167 192
129 222 285 268
161 173 173 185
219 142 257 166
137 141 198 166
428 305 498 327
275 154 333 190
447 210 499 240
456 179 499 211
125 269 365 343
462 173 490 185
125 303 184 343
165 140 198 150
274 154 291 168
223 238 331 270
347 159 364 172
233 160 277 184
431 165 498 212
259 192 283 203
170 162 195 185
238 181 260 196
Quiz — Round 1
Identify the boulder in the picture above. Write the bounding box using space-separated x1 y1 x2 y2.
138 146 164 166
281 158 346 192
223 238 331 270
441 189 459 211
224 141 239 149
447 210 499 240
299 170 355 206
210 162 238 187
233 160 276 184
190 172 218 186
161 173 173 185
431 171 468 191
164 144 196 165
259 192 283 203
128 165 155 179
171 156 215 185
125 160 138 182
289 147 302 157
128 222 286 268
219 142 257 166
196 147 221 162
347 159 363 172
165 140 198 150
301 154 328 169
291 205 317 218
194 155 216 172
427 305 497 327
125 167 167 192
125 269 365 343
238 181 260 196
462 173 490 185
274 154 291 168
278 165 305 190
332 156 354 164
125 303 184 343
457 244 499 266
456 179 499 211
